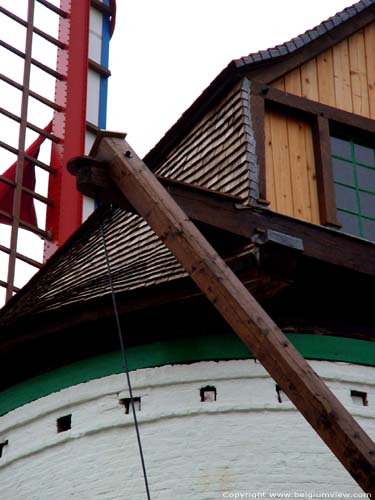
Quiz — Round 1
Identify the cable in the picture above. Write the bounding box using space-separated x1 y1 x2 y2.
100 220 152 500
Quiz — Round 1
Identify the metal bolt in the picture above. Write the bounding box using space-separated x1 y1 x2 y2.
124 150 133 158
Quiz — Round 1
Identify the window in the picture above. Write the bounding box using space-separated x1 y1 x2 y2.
254 82 375 241
331 136 375 241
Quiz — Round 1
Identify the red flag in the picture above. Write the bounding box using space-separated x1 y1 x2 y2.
0 123 51 227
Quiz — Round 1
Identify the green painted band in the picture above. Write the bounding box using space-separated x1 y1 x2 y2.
1 333 375 416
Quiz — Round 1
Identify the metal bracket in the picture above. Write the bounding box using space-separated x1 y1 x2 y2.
252 228 304 251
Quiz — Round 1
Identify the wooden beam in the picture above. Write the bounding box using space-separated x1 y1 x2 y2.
259 85 375 136
69 154 375 278
312 115 340 227
250 89 267 203
88 132 375 493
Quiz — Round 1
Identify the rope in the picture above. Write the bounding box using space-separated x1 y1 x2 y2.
100 221 152 500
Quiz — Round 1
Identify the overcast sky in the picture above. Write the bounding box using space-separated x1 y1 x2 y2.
106 0 353 158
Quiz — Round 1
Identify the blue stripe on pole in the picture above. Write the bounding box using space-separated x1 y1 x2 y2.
99 0 111 129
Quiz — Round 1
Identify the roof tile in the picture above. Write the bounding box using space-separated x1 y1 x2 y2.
333 14 344 25
315 24 328 36
251 53 262 63
306 29 319 41
294 37 305 48
275 44 289 56
346 6 358 15
339 10 351 21
324 20 335 30
286 41 297 52
354 2 366 11
259 50 271 60
270 48 281 58
300 33 312 45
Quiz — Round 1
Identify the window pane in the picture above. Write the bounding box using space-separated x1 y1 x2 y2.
354 143 375 166
334 184 358 213
337 211 361 237
332 158 354 186
362 219 375 241
330 136 352 159
359 192 375 218
357 166 375 191
330 134 375 241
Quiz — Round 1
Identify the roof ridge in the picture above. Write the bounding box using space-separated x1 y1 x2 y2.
236 0 375 67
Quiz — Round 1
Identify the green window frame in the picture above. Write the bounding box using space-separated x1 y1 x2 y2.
330 136 375 241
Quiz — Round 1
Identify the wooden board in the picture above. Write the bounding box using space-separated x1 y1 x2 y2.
316 48 336 106
304 123 320 224
364 23 375 119
268 111 294 217
287 117 312 221
333 40 353 113
265 110 318 224
272 77 285 91
264 111 276 209
301 59 319 102
349 31 370 117
285 68 302 96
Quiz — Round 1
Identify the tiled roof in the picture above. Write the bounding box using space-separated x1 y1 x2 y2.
235 0 375 68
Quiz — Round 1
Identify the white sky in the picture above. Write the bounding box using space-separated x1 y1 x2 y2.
107 0 353 158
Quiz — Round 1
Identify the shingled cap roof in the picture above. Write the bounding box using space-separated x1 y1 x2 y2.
0 0 374 328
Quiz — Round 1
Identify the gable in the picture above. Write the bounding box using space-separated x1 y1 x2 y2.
153 80 252 202
271 22 375 118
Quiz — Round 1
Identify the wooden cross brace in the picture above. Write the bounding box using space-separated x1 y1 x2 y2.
68 131 375 493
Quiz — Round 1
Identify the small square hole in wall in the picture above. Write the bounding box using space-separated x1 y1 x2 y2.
276 385 288 403
200 385 216 402
0 440 8 458
351 390 368 406
56 414 72 433
120 397 141 415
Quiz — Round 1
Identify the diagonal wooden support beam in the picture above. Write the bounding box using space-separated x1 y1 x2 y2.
78 132 375 492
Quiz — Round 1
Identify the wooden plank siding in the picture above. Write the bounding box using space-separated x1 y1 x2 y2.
364 22 375 119
272 22 375 119
266 22 375 225
264 109 319 224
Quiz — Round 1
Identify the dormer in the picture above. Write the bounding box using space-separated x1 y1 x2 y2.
144 0 375 241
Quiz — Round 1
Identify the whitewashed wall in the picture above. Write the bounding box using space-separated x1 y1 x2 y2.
0 360 374 499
